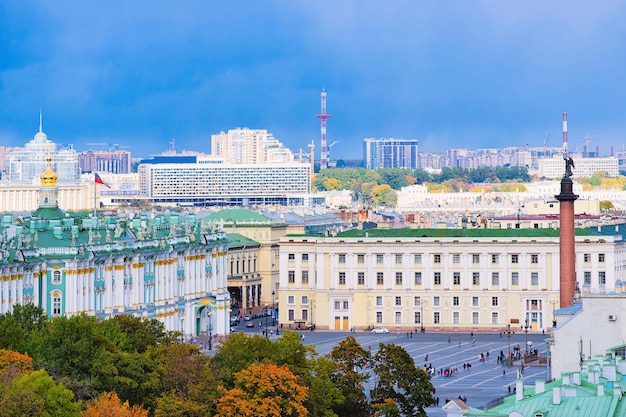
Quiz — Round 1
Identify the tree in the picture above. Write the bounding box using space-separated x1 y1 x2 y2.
216 363 308 417
83 391 148 417
323 178 343 191
600 200 614 210
371 344 435 417
0 303 48 352
328 336 369 417
210 332 274 389
306 356 344 417
0 349 33 376
370 184 397 207
376 169 411 190
1 369 82 417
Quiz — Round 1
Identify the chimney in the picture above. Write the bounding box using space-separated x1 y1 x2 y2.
516 379 524 401
598 384 605 397
553 387 561 404
535 380 545 394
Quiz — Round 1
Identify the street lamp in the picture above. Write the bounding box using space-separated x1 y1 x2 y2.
207 309 213 350
523 319 530 356
264 304 269 339
271 290 276 326
504 324 515 365
549 300 558 328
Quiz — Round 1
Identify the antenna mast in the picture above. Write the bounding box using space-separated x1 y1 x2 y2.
316 88 332 170
562 110 568 159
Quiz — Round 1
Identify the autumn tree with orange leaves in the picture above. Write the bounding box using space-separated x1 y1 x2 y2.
83 391 148 417
216 362 308 417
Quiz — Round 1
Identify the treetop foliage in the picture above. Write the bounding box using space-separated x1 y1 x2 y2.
0 306 436 416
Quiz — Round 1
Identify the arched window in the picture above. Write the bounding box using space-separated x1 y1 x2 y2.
51 290 62 317
52 270 62 285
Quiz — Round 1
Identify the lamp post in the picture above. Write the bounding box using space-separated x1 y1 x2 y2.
271 290 276 326
207 309 213 350
504 324 514 365
523 319 530 356
549 300 558 328
546 341 551 380
264 304 269 339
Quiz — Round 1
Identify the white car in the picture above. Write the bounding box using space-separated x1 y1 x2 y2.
371 327 389 334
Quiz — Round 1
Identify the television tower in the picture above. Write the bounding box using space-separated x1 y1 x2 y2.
316 88 332 170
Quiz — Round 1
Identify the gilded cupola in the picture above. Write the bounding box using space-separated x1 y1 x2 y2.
40 156 58 187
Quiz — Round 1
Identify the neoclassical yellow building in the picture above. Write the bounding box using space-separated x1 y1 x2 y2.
278 227 625 333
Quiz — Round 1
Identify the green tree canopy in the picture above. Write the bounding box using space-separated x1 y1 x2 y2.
371 344 435 417
1 369 82 417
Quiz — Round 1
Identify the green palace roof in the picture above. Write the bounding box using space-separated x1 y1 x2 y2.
333 228 596 239
204 209 273 224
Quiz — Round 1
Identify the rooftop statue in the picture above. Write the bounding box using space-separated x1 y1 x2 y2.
564 156 575 178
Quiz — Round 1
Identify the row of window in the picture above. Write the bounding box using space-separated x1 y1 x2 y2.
285 295 502 308
288 252 607 265
283 308 503 325
374 310 501 325
374 295 500 307
287 269 608 286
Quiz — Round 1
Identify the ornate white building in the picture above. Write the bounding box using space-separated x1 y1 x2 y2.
0 159 231 338
5 115 80 182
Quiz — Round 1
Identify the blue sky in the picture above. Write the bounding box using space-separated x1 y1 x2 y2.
2 1 626 160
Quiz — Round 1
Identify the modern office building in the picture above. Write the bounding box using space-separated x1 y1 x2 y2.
5 118 80 182
0 159 232 338
137 155 311 206
78 150 132 174
277 227 623 333
363 138 419 169
211 128 294 164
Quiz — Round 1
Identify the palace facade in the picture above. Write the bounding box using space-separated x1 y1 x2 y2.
0 159 231 339
278 227 626 333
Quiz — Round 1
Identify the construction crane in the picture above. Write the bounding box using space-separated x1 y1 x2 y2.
543 134 550 156
327 140 339 167
86 143 130 152
307 140 315 180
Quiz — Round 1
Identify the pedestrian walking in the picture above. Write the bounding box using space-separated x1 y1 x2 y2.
502 369 506 379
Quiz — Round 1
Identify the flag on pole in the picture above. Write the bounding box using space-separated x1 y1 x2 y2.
94 172 111 188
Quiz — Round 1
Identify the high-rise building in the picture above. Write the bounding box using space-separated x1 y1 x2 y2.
363 138 419 169
211 128 294 164
78 150 132 174
5 117 79 182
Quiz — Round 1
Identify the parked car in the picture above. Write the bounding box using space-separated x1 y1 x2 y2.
371 327 389 334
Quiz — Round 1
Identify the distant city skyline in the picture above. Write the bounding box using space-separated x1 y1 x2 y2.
2 2 626 160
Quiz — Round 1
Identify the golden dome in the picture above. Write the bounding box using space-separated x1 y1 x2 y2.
40 157 58 187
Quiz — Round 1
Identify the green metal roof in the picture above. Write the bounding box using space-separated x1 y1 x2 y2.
204 208 272 224
467 379 626 417
333 228 596 239
226 233 260 249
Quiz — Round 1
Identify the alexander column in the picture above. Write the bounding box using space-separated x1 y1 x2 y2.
555 157 578 308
